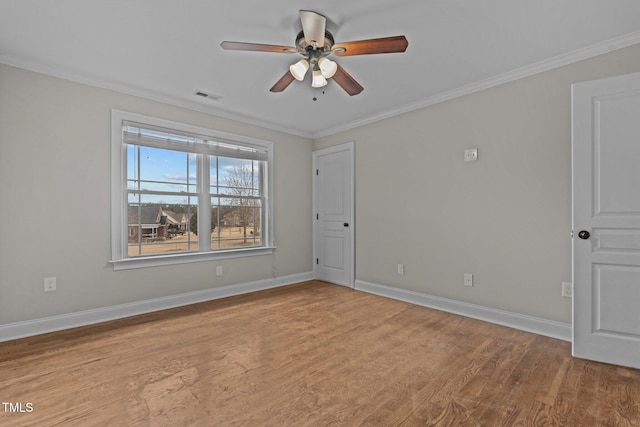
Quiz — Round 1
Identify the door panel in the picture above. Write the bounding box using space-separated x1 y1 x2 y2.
322 164 346 215
595 94 640 214
313 142 354 287
323 236 344 269
595 265 640 336
572 72 640 369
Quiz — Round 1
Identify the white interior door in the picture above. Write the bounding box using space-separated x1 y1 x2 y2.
572 72 640 369
313 142 354 287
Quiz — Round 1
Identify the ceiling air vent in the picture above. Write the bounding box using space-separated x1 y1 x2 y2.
194 90 222 101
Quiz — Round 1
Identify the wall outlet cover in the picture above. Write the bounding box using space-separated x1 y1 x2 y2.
44 277 57 292
464 149 478 162
464 273 473 287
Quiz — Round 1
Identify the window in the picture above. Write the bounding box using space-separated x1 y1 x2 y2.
111 110 273 270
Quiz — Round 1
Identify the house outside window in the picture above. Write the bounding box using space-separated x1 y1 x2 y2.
111 110 274 270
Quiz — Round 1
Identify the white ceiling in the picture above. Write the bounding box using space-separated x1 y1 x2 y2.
2 0 640 138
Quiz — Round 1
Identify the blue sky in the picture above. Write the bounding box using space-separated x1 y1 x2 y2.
127 145 259 205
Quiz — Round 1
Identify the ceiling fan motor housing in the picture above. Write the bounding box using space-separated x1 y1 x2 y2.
295 30 338 63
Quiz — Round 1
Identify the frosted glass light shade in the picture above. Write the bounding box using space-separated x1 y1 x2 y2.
318 57 338 78
289 59 309 81
311 69 328 87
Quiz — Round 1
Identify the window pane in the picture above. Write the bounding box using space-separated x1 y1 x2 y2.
127 146 196 193
212 197 262 250
216 157 260 196
127 195 198 256
209 156 219 194
210 157 263 250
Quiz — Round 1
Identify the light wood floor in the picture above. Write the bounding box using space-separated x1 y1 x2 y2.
1 281 639 426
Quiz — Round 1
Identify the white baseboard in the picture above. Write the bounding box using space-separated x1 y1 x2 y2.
355 279 572 342
0 272 313 342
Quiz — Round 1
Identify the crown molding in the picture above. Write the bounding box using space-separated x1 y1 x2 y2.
311 30 640 139
0 55 315 139
3 30 640 141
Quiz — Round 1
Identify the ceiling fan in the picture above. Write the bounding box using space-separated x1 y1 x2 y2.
220 10 408 96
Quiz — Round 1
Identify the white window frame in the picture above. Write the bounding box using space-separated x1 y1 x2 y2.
110 110 274 270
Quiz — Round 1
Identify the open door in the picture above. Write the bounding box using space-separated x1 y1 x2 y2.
572 72 640 369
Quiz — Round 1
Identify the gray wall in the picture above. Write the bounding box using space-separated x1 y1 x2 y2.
0 64 313 325
314 44 640 324
2 43 639 328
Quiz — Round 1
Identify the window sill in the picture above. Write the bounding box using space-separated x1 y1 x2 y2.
110 247 275 271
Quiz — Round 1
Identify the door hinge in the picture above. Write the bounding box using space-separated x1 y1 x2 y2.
316 258 319 265
316 213 319 220
316 169 319 175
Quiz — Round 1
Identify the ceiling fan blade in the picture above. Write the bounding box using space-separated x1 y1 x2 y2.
270 70 296 93
300 10 326 48
332 64 364 96
220 41 297 53
333 36 408 56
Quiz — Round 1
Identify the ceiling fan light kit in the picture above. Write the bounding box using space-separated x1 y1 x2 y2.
290 59 309 81
311 68 328 88
220 10 408 96
318 57 337 79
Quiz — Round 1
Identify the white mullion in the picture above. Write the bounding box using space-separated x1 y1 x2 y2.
135 146 142 255
211 196 262 202
197 153 211 252
259 160 267 246
251 161 257 246
214 156 221 249
126 189 199 198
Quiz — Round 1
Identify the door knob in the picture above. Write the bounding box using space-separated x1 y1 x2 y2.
578 230 590 240
344 222 349 227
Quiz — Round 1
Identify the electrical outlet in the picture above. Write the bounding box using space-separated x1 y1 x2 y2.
464 273 473 287
562 282 573 298
397 264 405 275
44 277 57 292
216 266 223 276
464 149 478 162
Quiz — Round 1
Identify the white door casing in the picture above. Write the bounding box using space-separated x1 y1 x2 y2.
313 142 354 288
572 72 640 369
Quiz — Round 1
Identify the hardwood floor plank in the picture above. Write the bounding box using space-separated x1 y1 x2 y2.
0 281 638 426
